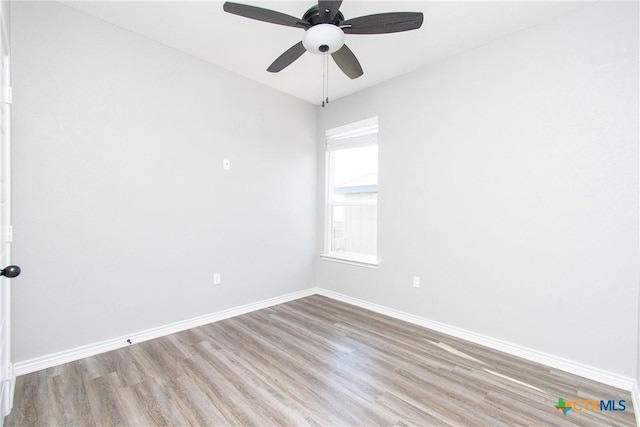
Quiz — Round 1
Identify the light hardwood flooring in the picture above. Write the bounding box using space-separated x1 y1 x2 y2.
5 295 636 426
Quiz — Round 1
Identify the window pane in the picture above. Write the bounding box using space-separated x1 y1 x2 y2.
331 145 378 202
325 118 378 263
331 204 377 256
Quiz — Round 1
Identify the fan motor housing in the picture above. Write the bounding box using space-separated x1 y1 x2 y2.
302 5 344 26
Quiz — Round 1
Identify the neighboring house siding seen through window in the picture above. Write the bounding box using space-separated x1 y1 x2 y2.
324 117 378 267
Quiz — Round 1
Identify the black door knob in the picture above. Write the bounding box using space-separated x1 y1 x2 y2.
0 265 21 278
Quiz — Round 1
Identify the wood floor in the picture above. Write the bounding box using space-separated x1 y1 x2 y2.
5 295 636 426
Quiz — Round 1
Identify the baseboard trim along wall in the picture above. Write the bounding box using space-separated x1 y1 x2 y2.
13 288 317 376
14 287 636 398
632 380 640 427
315 289 636 392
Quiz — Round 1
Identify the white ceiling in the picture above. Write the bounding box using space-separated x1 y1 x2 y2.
61 0 591 105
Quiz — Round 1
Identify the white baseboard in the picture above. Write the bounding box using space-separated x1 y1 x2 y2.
13 288 317 376
316 288 636 392
13 286 637 401
632 380 640 426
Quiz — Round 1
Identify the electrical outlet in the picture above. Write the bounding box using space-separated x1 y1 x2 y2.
412 276 420 288
213 273 221 285
223 159 231 170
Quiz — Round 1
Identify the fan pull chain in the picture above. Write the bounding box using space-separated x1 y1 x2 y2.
325 52 330 106
321 53 327 107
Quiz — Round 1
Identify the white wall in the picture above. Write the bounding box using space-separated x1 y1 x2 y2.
316 2 639 378
11 1 317 362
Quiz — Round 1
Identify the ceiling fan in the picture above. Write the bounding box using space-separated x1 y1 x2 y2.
223 1 424 80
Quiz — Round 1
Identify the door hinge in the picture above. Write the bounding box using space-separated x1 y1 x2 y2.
5 226 12 243
1 364 12 383
1 87 12 104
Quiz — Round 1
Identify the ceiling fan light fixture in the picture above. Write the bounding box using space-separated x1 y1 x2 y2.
302 23 345 54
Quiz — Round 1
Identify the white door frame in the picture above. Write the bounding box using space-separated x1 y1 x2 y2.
0 3 13 423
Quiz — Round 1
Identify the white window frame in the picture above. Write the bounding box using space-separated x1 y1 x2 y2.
322 117 379 268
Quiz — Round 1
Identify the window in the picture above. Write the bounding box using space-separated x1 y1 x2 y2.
323 117 378 266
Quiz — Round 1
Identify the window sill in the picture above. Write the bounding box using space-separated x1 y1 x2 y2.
320 254 379 269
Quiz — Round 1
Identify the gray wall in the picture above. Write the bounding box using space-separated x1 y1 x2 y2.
1 0 9 38
316 2 639 378
11 1 317 362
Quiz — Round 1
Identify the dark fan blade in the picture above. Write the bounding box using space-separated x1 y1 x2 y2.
267 41 307 73
341 12 423 34
318 0 342 22
331 44 363 79
223 2 310 29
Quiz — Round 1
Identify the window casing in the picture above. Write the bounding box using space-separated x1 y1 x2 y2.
323 117 378 266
